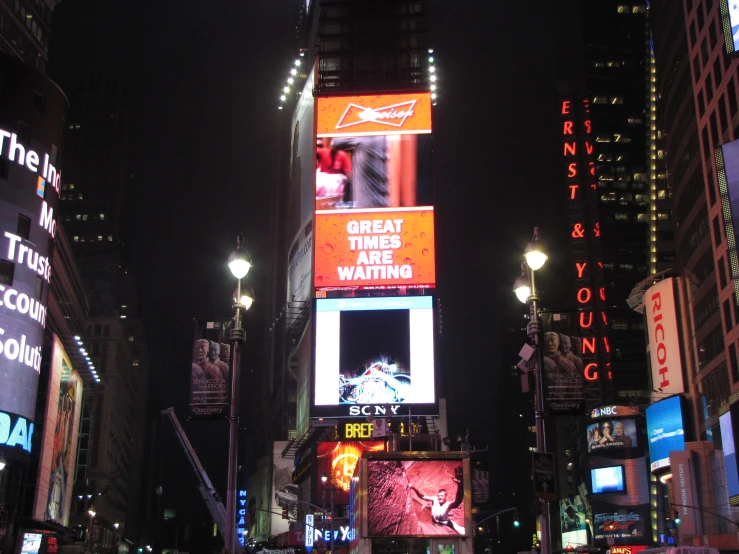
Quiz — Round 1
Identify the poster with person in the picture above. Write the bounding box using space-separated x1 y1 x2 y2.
587 419 638 452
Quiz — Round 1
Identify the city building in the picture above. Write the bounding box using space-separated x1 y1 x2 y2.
0 0 56 74
56 70 151 549
250 1 451 552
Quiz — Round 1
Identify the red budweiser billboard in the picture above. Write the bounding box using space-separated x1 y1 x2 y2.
314 93 435 291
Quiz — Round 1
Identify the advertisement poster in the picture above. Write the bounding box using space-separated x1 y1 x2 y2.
315 134 433 211
287 218 313 304
644 278 684 398
316 441 385 505
367 459 467 537
189 320 232 419
316 93 433 138
720 409 739 499
271 441 295 536
33 336 83 527
718 139 739 303
587 419 638 452
560 496 587 546
645 395 685 472
291 61 317 225
314 207 435 290
591 505 650 544
313 296 435 418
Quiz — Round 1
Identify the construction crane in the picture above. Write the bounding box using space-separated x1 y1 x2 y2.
160 408 240 551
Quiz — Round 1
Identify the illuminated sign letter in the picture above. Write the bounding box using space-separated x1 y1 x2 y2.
584 363 598 381
563 121 574 134
580 311 593 328
577 288 591 304
568 163 578 177
562 100 571 115
582 338 596 355
564 142 576 156
575 262 587 278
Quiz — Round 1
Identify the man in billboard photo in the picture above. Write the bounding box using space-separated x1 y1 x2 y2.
543 332 577 374
191 338 225 404
209 341 230 382
559 334 584 373
316 137 351 209
408 467 465 535
599 421 633 448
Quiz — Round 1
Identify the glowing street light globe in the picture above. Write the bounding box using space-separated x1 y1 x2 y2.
228 234 252 279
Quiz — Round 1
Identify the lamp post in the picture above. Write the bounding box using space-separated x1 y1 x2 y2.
320 473 338 554
87 504 96 554
513 227 551 554
225 233 253 554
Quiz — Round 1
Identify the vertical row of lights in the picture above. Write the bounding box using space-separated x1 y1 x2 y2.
647 34 658 274
428 48 437 105
74 335 99 384
279 52 305 110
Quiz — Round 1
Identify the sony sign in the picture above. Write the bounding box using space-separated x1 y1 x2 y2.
645 278 684 397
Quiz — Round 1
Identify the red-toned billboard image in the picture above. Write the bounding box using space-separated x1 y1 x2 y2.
316 93 432 138
314 207 435 290
315 134 433 211
367 459 467 537
317 441 385 504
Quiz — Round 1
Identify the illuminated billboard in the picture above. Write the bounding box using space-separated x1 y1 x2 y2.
287 218 313 304
317 441 385 505
291 61 317 225
720 0 739 54
316 93 432 138
315 134 433 211
33 335 83 526
587 419 638 452
560 496 587 547
313 296 436 418
716 139 739 303
644 278 684 398
314 207 435 290
271 441 294 536
645 395 685 473
189 320 232 419
720 407 739 499
314 93 435 292
367 458 469 537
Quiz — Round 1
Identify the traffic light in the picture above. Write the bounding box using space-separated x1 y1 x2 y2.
513 510 521 528
282 507 289 520
674 510 681 525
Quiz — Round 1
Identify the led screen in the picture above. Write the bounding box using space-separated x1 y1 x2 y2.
367 459 467 537
21 533 42 554
721 0 739 54
314 207 435 290
720 410 739 498
645 395 685 473
313 296 435 418
315 134 433 211
590 466 625 494
586 419 638 452
317 441 385 505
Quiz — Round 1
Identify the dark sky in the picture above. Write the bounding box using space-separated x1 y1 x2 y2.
46 0 583 525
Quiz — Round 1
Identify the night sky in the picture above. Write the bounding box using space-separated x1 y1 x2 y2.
46 0 583 529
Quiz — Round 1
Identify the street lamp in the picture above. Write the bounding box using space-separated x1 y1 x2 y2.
320 473 338 554
225 233 253 554
87 505 96 518
512 226 551 554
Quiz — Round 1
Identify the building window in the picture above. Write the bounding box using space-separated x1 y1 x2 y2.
108 235 113 242
32 91 45 114
0 261 15 286
724 300 734 332
732 345 739 384
657 212 670 220
77 194 83 200
615 213 629 220
128 335 134 342
73 236 79 242
16 214 31 240
610 96 624 104
0 158 8 180
718 256 728 289
99 213 105 220
713 215 723 247
82 215 88 221
69 184 75 190
133 360 139 366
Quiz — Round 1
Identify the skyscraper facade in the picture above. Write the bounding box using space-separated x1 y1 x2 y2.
0 0 56 74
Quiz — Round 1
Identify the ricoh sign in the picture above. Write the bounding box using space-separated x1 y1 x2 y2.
644 278 684 396
0 125 61 425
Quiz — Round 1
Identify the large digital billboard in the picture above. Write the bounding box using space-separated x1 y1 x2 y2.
33 335 83 526
720 407 739 499
560 496 587 547
367 458 469 537
189 320 232 419
644 278 684 397
271 441 294 537
720 0 739 54
314 93 435 292
717 139 739 303
313 296 435 418
645 395 685 473
317 440 385 505
587 419 638 452
314 207 435 290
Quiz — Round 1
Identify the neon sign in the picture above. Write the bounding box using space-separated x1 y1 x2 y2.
0 128 61 195
0 410 33 452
